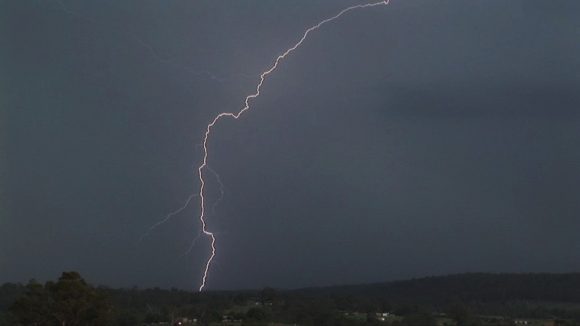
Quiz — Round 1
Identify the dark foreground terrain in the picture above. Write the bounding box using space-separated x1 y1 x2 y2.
2 272 580 325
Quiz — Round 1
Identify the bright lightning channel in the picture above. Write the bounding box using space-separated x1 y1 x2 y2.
197 0 390 291
139 165 223 244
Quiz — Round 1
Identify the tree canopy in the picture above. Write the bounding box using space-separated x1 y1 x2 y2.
8 272 113 326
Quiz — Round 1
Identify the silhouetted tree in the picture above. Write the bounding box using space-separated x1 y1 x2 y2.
259 287 277 305
9 279 51 325
9 272 113 326
447 303 480 326
246 306 269 321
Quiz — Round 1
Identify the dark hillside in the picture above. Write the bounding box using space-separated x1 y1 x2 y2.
294 273 580 304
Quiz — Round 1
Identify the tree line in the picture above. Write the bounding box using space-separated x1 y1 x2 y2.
2 272 580 325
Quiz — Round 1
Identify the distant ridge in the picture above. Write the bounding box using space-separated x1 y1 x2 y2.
290 273 580 304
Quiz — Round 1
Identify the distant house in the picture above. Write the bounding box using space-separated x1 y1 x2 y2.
376 312 391 322
172 318 197 325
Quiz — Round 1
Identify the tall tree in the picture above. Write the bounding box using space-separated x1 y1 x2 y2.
9 272 113 326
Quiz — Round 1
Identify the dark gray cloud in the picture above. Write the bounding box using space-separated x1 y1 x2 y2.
1 0 579 290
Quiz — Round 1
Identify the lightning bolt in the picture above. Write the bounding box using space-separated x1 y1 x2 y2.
139 192 198 244
140 165 223 245
183 166 225 257
197 0 390 291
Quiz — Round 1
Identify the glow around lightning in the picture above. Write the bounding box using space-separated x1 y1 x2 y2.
197 0 390 291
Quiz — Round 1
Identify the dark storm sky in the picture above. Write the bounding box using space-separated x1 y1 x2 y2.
1 0 579 290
